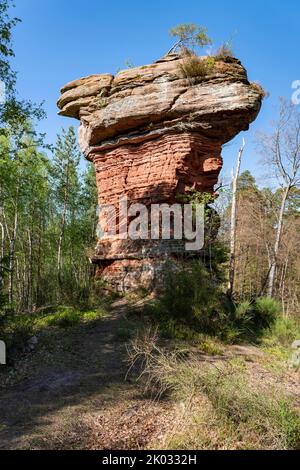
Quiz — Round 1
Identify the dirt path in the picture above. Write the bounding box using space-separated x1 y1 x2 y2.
0 305 174 450
1 305 299 450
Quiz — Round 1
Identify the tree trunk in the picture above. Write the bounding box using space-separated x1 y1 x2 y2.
57 189 68 286
0 220 4 299
228 139 245 298
8 207 18 305
266 185 290 297
36 216 43 306
27 229 33 311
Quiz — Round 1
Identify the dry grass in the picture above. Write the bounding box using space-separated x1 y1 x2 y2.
177 51 215 83
84 397 174 450
251 81 269 99
127 329 300 450
215 43 235 59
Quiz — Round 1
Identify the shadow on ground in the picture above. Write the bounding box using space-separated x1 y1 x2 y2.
0 308 172 450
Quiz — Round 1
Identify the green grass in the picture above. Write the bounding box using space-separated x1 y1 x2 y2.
0 304 110 357
259 316 300 368
197 335 224 355
165 366 300 449
35 306 108 329
262 316 300 348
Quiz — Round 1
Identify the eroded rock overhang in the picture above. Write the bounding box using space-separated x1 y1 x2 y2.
57 53 263 291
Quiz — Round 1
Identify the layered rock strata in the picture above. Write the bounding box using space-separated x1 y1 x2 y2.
58 54 263 291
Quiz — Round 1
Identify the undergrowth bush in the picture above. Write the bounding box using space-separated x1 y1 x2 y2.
226 297 281 342
254 297 281 328
147 260 227 338
144 259 281 344
262 316 300 349
0 312 35 355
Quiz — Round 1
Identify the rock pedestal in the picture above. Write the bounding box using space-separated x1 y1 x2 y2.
58 54 263 291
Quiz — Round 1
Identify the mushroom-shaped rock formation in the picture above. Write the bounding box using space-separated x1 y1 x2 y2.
58 54 263 292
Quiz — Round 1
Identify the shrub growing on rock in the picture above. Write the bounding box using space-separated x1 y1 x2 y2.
215 42 235 59
178 52 215 83
168 23 212 54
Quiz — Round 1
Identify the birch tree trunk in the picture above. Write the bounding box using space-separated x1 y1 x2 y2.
228 138 245 298
266 185 290 297
0 218 4 297
57 187 68 285
8 207 19 305
27 228 33 311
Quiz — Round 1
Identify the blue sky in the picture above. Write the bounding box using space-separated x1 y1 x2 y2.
11 0 300 183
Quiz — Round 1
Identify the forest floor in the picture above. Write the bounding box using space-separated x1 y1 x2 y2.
0 299 299 450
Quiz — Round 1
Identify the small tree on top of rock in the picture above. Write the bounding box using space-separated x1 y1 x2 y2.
168 23 212 55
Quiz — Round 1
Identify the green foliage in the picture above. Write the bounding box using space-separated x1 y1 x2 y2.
0 312 34 353
188 362 300 449
262 316 300 349
0 304 110 362
32 306 107 330
144 256 280 342
169 23 212 52
161 262 224 329
254 297 282 328
227 297 279 338
235 300 252 319
0 1 45 135
237 170 257 191
44 307 81 328
49 128 98 304
225 297 281 342
0 0 20 93
37 304 108 328
177 190 221 251
144 260 229 340
0 125 98 312
51 127 80 203
0 1 50 313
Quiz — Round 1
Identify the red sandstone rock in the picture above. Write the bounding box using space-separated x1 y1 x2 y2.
58 54 263 291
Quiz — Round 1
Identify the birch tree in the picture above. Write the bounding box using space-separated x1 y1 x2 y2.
228 138 245 298
258 99 300 297
51 127 80 287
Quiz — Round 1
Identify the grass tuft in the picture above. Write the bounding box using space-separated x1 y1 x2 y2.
178 51 215 83
215 43 235 59
128 331 300 449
